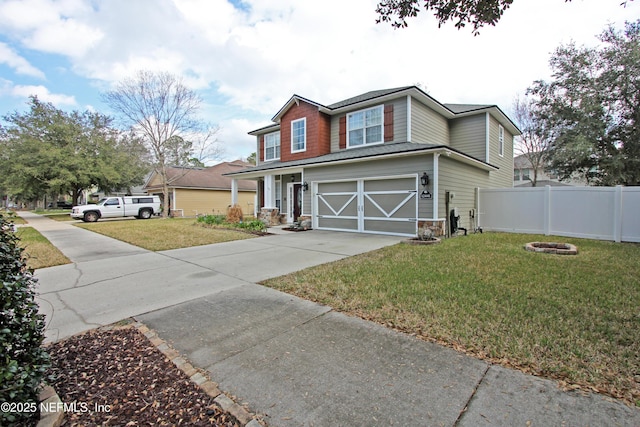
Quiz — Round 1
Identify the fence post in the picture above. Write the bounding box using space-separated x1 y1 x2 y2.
544 185 551 236
613 185 623 243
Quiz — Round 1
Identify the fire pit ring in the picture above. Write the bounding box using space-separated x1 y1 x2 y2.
525 242 578 255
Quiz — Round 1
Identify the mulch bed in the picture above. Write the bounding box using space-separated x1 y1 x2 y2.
46 327 239 426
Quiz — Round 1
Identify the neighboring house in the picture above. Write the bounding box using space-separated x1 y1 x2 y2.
144 160 256 217
514 154 585 187
225 86 520 237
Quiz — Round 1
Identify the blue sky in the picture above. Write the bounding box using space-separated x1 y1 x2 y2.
0 0 638 162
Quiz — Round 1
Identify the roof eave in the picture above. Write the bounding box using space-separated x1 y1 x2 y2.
271 95 327 123
225 145 498 178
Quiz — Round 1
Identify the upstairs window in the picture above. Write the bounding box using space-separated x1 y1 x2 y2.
291 118 306 152
264 132 280 161
347 105 383 148
498 125 505 157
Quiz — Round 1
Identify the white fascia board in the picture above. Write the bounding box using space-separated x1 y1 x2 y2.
456 107 521 137
271 95 328 122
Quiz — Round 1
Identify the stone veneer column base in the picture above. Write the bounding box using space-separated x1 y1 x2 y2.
259 208 282 226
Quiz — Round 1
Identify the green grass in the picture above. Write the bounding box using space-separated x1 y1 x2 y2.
16 226 71 270
43 212 75 221
262 232 640 405
75 217 258 251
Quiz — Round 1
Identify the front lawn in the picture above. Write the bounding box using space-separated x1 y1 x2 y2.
262 232 640 405
16 227 71 269
75 218 258 251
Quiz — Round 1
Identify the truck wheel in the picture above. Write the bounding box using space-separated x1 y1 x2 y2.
84 211 99 222
138 209 152 219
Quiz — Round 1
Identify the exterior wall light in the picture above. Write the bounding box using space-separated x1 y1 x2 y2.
302 182 309 191
421 172 430 187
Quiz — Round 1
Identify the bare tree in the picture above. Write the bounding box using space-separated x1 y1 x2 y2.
512 94 551 187
103 71 221 217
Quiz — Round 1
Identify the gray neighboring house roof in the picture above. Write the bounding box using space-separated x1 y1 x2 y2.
146 161 256 191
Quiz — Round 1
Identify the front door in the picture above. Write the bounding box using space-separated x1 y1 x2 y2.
287 183 302 223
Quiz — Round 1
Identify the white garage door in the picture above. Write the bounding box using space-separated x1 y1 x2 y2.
315 176 418 236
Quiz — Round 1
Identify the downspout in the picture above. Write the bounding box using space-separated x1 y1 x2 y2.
433 153 439 223
485 112 490 163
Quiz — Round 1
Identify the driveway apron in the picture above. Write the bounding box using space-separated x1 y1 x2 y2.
20 212 640 426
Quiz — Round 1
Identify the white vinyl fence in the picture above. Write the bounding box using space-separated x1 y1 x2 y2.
477 186 640 243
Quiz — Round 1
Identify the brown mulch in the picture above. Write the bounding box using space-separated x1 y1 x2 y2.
46 327 239 426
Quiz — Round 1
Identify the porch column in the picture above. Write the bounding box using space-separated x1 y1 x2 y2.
231 179 238 206
264 174 276 208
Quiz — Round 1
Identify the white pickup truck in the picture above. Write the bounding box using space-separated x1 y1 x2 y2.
71 196 161 222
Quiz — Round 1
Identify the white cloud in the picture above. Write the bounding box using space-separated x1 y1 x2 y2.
0 0 103 58
0 0 638 131
216 117 263 161
9 84 77 107
0 42 45 78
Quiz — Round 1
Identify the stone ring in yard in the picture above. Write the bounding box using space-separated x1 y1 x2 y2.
524 242 578 255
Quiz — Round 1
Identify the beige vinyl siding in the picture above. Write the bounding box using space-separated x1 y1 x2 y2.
411 98 449 144
392 98 408 143
174 188 255 217
487 116 515 188
305 154 434 219
330 98 407 152
449 115 486 161
146 173 164 189
438 156 490 231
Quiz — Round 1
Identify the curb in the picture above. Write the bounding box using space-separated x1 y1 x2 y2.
132 321 265 427
36 385 64 427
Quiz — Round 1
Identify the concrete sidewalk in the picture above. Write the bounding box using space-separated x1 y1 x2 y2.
20 212 640 426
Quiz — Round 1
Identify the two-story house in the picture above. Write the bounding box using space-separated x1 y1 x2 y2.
226 86 520 237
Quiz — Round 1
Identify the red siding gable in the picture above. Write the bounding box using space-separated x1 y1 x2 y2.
280 100 331 162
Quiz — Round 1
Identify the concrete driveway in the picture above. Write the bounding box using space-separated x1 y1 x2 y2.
21 212 640 427
25 212 402 342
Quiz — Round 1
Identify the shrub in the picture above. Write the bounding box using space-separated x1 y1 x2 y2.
235 220 267 232
0 213 49 426
196 215 266 233
196 214 226 225
226 204 244 223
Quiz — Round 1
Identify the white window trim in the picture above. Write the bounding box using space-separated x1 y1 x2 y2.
498 125 505 157
346 105 384 149
264 131 280 162
291 118 306 153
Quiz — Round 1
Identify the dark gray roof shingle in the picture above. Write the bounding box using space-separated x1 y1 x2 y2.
327 87 414 109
